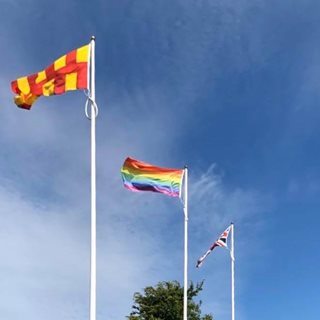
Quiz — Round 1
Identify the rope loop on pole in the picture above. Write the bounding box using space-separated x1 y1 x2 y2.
84 89 99 120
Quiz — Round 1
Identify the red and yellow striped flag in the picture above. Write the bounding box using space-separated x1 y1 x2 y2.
11 44 90 109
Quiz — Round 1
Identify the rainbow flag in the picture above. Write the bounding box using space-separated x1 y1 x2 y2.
121 157 184 197
11 44 90 109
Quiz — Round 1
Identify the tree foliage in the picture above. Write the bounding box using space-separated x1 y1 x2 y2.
127 280 213 320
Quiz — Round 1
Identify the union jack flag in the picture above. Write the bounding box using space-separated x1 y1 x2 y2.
196 225 232 268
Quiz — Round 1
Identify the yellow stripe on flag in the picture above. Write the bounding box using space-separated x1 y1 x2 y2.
76 45 89 63
42 79 55 96
54 55 66 71
65 72 77 91
36 71 46 84
17 77 30 94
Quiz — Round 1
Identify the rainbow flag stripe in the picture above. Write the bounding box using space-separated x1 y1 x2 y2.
121 157 184 197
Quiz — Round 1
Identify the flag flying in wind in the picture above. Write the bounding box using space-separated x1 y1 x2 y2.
121 157 184 197
196 225 232 268
11 44 90 109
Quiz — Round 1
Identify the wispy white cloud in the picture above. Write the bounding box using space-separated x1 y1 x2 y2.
187 165 271 320
0 184 89 320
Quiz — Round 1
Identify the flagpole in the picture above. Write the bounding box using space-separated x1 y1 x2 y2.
89 36 97 320
183 166 188 320
231 223 235 320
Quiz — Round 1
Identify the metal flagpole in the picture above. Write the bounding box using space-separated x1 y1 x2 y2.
183 166 188 320
89 36 97 320
231 223 235 320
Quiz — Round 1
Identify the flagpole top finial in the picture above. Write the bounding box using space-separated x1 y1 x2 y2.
231 222 234 225
184 165 188 169
91 36 96 41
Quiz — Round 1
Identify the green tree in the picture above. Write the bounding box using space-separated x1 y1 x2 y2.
127 280 213 320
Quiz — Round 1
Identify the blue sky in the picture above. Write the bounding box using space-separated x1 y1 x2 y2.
1 0 320 319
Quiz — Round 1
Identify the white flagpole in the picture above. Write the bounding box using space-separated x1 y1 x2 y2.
231 223 235 320
183 167 188 320
89 36 97 320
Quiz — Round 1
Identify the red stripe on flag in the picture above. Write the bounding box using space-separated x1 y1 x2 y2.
76 62 88 89
54 75 66 94
45 64 56 80
66 49 77 64
27 74 37 86
11 80 18 93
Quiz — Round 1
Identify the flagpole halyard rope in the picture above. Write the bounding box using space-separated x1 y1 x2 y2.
85 90 99 119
